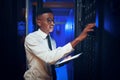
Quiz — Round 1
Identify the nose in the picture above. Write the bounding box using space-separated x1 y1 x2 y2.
51 21 55 26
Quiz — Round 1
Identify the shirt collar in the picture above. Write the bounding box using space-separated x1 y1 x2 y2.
38 29 48 39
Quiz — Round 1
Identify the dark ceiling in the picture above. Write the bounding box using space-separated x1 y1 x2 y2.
32 0 74 2
43 0 74 16
43 0 74 2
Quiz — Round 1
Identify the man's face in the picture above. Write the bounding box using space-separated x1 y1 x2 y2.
36 13 55 34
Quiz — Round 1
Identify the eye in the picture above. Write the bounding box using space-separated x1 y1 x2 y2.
47 18 54 23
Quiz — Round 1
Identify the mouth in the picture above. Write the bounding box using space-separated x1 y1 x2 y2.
49 26 54 32
50 26 54 29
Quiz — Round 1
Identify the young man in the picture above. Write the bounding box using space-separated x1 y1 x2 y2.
24 8 95 80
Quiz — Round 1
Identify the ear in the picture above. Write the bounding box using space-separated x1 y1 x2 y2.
36 18 41 26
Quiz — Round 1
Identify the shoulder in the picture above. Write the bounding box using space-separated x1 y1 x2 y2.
25 31 37 39
25 31 41 42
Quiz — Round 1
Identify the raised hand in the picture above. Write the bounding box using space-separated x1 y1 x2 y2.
71 23 96 48
78 23 96 40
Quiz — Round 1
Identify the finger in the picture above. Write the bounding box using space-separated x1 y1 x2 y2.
87 29 94 32
87 23 96 27
87 24 95 29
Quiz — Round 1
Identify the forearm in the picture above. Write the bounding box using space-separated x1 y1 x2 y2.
70 36 83 48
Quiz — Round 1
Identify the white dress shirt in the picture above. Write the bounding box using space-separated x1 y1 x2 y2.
24 29 74 80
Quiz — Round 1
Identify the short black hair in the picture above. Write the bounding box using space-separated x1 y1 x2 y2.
36 8 53 17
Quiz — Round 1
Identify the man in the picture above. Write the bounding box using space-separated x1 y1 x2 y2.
24 8 95 80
